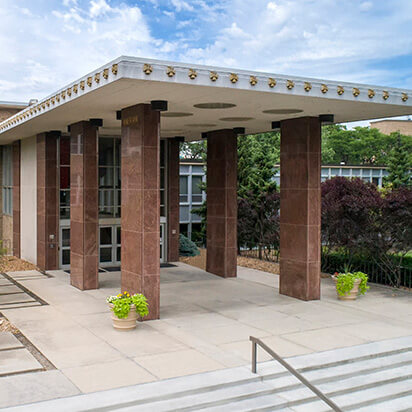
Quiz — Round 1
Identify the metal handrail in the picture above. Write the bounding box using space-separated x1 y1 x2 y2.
250 336 343 412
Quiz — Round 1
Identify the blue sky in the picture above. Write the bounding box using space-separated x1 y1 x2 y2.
0 0 411 105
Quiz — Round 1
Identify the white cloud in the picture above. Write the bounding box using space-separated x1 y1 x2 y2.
89 0 111 17
171 0 194 12
0 0 411 102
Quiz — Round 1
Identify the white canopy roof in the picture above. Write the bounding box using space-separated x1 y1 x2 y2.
0 56 411 143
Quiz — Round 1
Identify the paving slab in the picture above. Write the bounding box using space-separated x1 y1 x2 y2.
0 370 80 408
0 294 35 305
0 333 23 350
0 302 42 310
0 348 42 375
0 285 24 294
62 358 156 393
134 349 225 379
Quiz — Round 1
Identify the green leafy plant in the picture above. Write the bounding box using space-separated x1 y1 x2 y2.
334 271 369 297
179 234 200 257
106 291 149 319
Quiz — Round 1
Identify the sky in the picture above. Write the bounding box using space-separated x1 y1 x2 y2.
0 0 411 127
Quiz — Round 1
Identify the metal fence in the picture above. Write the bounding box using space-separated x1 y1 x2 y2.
238 245 411 290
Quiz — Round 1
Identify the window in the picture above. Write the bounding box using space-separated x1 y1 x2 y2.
2 145 13 215
180 176 188 202
372 177 380 186
160 140 166 217
180 223 188 237
99 138 121 218
191 175 203 203
59 136 70 219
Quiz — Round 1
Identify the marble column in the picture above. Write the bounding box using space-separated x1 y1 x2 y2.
279 116 321 300
12 140 20 258
206 129 237 278
121 103 160 320
70 121 99 290
37 132 59 271
167 138 180 262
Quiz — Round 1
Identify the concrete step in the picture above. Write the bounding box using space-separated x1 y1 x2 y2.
4 336 412 412
203 362 412 412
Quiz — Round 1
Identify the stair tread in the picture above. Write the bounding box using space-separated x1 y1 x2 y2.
273 363 412 402
257 336 412 377
128 380 281 412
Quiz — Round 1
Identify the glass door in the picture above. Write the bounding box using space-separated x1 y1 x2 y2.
99 225 121 267
59 226 71 270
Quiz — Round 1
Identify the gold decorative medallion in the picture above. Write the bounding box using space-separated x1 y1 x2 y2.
46 99 50 107
167 66 176 77
41 103 46 109
188 68 197 79
61 91 66 99
56 95 60 103
368 89 375 98
73 84 78 94
67 88 72 97
87 77 92 87
249 76 258 86
268 78 276 88
112 64 118 75
51 98 55 105
123 115 139 126
286 80 295 90
143 64 153 75
94 73 100 84
304 82 312 92
210 71 218 81
383 91 389 100
401 93 408 102
80 81 85 90
230 73 238 83
103 68 109 79
337 86 344 95
321 84 328 94
352 87 360 97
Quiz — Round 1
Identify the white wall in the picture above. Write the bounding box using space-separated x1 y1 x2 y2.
20 136 37 264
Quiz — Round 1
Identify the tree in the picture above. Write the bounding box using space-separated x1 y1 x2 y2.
321 176 383 256
237 132 280 258
384 133 412 188
180 140 207 160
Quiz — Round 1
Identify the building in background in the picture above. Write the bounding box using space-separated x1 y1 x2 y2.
179 159 205 243
370 119 412 136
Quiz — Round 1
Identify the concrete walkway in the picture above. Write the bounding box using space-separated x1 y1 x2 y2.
0 263 411 408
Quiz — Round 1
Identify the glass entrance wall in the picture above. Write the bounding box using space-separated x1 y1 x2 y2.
58 136 168 269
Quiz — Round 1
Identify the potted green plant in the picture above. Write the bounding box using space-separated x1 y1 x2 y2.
106 291 149 331
332 271 369 300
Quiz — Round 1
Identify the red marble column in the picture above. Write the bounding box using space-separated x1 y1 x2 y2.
12 141 20 258
167 139 180 262
70 121 99 290
121 104 160 320
206 129 237 278
279 116 321 300
37 132 59 271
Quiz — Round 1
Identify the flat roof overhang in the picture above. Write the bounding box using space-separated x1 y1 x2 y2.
0 56 411 144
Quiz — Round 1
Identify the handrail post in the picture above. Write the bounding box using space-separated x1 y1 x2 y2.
252 340 257 373
249 336 343 412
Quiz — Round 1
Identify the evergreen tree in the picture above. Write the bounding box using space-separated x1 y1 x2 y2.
384 133 412 188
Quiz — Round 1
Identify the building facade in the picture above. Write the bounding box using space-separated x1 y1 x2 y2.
0 56 410 319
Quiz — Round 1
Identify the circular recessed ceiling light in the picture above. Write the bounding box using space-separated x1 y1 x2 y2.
193 103 236 109
262 109 303 114
161 112 194 117
185 124 217 127
219 117 254 122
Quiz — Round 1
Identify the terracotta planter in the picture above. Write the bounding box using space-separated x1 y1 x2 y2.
109 304 137 331
333 277 361 300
